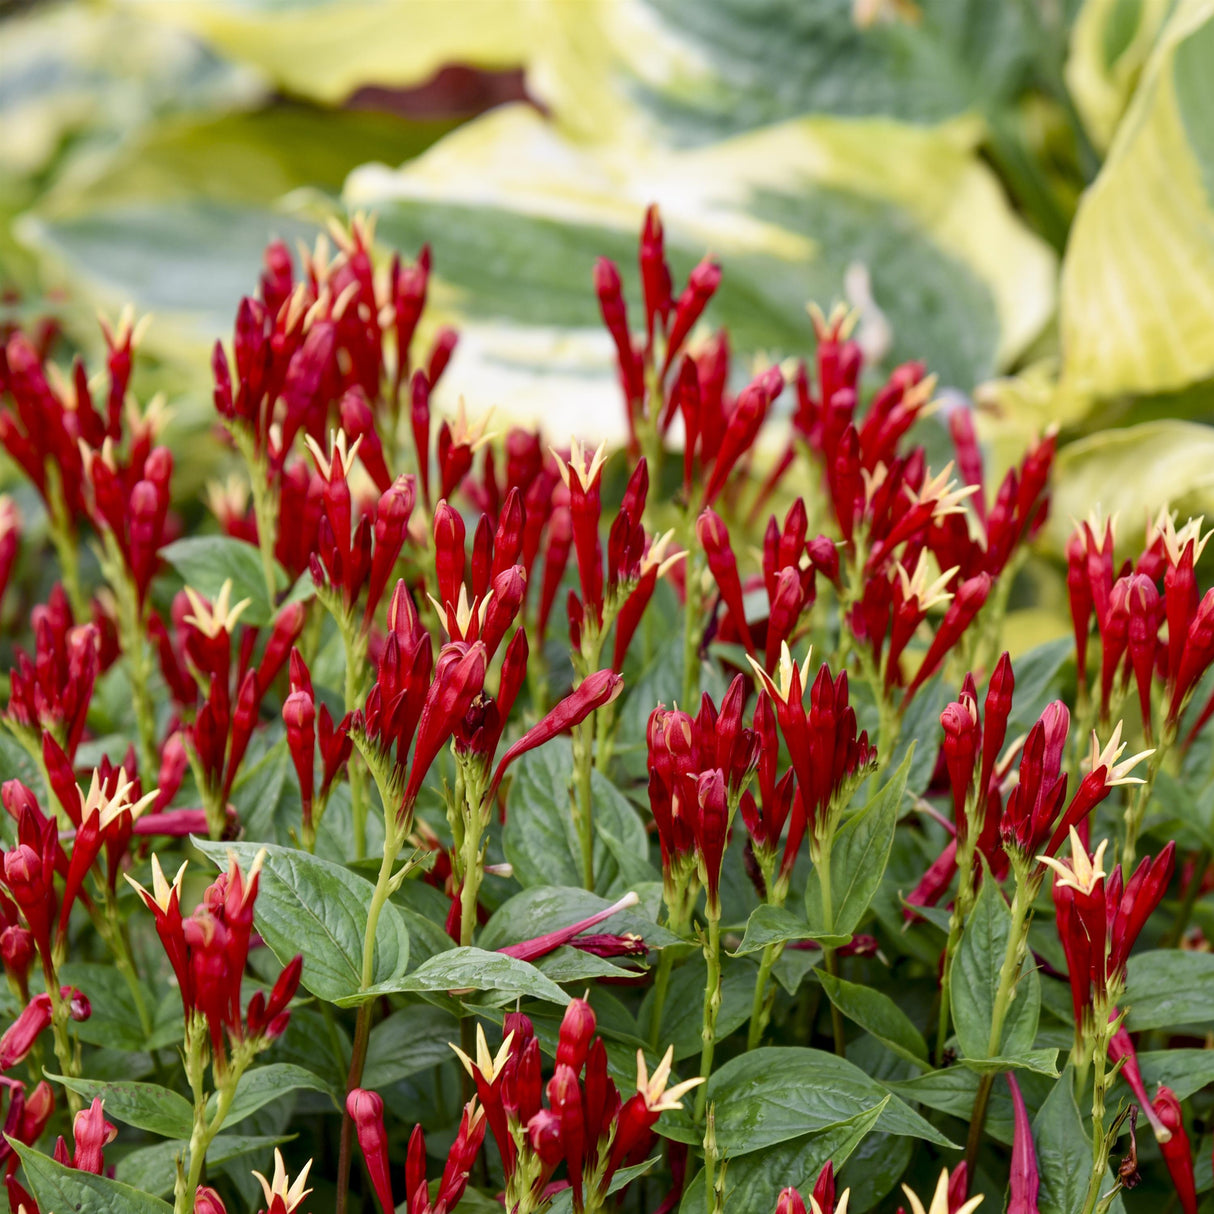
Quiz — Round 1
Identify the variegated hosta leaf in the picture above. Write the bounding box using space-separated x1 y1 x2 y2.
346 104 1055 440
117 0 537 104
0 2 263 182
1060 0 1214 399
1066 0 1172 151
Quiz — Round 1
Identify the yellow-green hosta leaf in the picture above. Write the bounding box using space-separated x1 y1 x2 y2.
0 2 263 183
1046 420 1214 555
1066 0 1172 151
346 104 1054 439
120 0 536 104
1060 0 1214 399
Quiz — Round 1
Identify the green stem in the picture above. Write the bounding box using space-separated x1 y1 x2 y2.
965 872 1033 1174
573 717 596 892
815 834 846 1058
45 488 86 619
648 946 677 1051
1080 1019 1114 1214
237 429 280 607
342 620 369 859
694 909 722 1123
747 940 783 1051
335 820 400 1214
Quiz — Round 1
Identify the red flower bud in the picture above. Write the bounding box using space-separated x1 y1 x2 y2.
194 1187 228 1214
348 1088 395 1213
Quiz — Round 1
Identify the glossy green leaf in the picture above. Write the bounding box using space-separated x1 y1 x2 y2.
114 1135 289 1198
677 1102 886 1214
805 750 910 937
1034 1070 1125 1214
1124 949 1214 1030
951 876 1041 1061
362 1005 461 1090
503 738 656 896
885 1069 1016 1145
704 1047 956 1155
208 1063 333 1127
45 1074 193 1139
10 1141 172 1213
345 947 569 1008
642 956 758 1062
161 536 281 626
734 905 840 955
190 839 410 1004
1136 1048 1214 1099
814 971 929 1067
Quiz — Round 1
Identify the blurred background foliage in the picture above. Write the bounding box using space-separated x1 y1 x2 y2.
4 0 1214 586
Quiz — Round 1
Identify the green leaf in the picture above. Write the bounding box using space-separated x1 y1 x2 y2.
503 738 656 897
703 1047 956 1155
1136 1048 1214 1100
1124 949 1214 1031
951 876 1040 1061
677 1101 885 1214
343 947 569 1008
57 961 154 1052
805 750 910 937
1060 1 1214 401
114 1135 289 1199
9 1140 172 1213
814 971 929 1067
642 956 758 1062
44 1074 192 1139
209 1063 333 1128
885 1069 1016 1145
956 1047 1060 1076
733 905 843 955
1034 1070 1121 1214
190 839 410 1004
362 1006 461 1089
533 947 640 984
160 536 280 626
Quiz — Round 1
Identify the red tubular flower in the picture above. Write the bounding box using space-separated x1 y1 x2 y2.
692 769 729 912
0 497 18 608
1108 1017 1172 1141
70 1097 117 1174
499 891 641 961
252 1149 312 1214
697 508 753 653
283 654 316 827
1044 833 1175 1033
1006 1073 1039 1214
194 1188 228 1214
347 1088 395 1213
905 573 992 698
1153 1087 1197 1214
487 670 623 798
595 258 644 429
403 1101 486 1214
775 1190 807 1214
554 440 607 627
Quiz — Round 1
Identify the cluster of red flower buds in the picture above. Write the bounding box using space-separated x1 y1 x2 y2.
0 311 146 538
774 1162 844 1214
127 852 302 1066
305 431 417 627
749 648 876 864
594 206 722 457
432 997 700 1214
1042 829 1174 1043
554 446 680 670
0 1077 53 1188
4 586 98 762
170 582 303 832
348 1087 484 1214
647 675 758 916
283 649 353 843
1 1094 112 1213
1069 511 1214 741
907 656 1153 912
